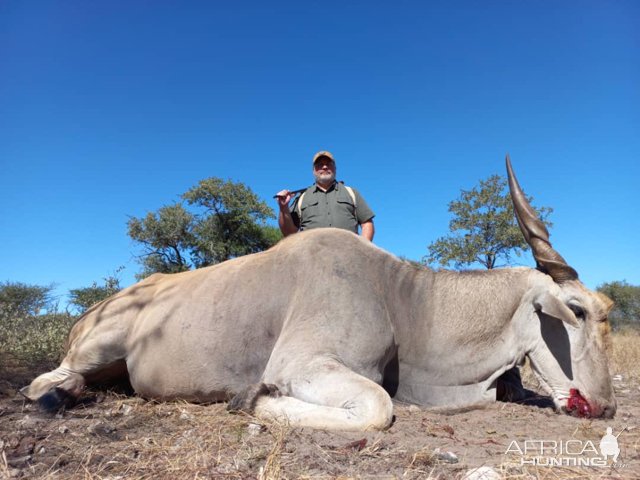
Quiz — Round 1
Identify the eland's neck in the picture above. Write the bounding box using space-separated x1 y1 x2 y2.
383 261 535 405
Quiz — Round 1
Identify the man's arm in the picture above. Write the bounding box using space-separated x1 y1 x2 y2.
276 190 298 237
360 219 374 241
351 188 375 241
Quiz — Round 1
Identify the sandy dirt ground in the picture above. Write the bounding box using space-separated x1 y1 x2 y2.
1 371 638 479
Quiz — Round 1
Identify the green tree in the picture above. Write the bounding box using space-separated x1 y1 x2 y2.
424 174 553 270
184 178 280 267
68 268 124 314
597 281 640 330
128 178 281 278
0 281 56 317
128 204 195 278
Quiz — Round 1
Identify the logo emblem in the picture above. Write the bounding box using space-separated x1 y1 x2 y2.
599 427 623 463
504 425 627 468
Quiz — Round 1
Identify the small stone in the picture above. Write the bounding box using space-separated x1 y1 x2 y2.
87 421 115 435
408 405 421 413
179 410 193 421
58 425 70 434
38 447 46 454
247 422 264 435
462 466 501 480
7 455 32 468
16 415 44 429
172 429 194 449
434 448 458 464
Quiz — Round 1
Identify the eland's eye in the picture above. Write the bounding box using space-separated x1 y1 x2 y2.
569 304 586 321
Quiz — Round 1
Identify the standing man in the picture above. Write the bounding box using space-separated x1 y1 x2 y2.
276 151 375 241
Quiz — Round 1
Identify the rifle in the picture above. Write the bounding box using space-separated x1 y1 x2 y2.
273 187 308 199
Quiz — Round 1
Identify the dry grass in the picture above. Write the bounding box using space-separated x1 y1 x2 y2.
610 329 640 381
26 401 283 479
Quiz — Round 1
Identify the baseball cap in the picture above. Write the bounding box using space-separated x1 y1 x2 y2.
312 151 335 165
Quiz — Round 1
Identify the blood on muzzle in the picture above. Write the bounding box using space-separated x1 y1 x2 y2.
566 388 592 418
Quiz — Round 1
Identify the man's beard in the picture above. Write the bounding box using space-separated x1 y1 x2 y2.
314 171 336 186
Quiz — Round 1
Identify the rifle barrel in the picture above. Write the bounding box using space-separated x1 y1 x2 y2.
273 187 307 199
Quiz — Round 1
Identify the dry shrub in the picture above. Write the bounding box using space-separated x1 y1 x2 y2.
0 312 75 377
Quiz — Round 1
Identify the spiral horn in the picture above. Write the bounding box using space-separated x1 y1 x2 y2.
506 154 578 283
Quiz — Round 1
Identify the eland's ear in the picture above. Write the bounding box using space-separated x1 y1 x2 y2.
533 291 580 328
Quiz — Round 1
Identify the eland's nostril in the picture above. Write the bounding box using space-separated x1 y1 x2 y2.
602 403 617 419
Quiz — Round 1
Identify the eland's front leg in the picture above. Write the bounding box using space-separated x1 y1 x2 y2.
229 356 393 431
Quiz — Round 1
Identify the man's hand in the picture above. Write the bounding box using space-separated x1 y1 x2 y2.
275 190 292 210
276 190 298 237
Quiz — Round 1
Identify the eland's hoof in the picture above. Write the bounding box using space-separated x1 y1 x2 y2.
37 387 76 412
227 383 281 414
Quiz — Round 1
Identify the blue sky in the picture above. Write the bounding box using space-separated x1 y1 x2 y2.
1 1 638 305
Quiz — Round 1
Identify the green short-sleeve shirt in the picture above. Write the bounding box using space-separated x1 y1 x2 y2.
290 182 374 234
